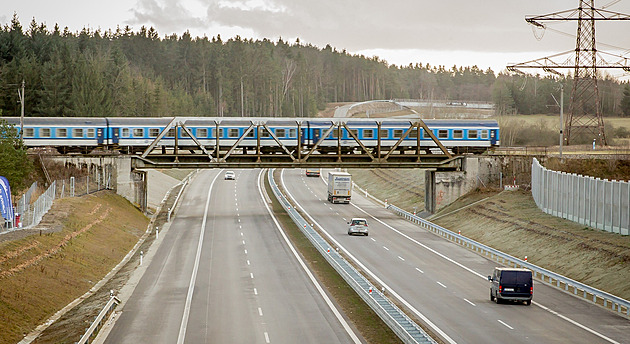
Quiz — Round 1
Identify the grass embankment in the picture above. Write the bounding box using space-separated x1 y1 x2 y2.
432 190 630 301
266 171 402 344
348 168 425 211
0 191 148 344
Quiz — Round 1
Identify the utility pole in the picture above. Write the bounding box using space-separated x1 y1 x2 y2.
507 0 630 146
17 80 25 139
559 83 564 158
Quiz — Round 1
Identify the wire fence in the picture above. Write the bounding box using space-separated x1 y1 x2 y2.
3 166 114 233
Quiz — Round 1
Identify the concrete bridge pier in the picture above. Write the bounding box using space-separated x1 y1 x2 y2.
424 156 502 214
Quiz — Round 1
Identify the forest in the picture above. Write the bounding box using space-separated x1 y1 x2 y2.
0 14 629 119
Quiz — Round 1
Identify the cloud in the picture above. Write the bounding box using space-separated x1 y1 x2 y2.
128 0 630 55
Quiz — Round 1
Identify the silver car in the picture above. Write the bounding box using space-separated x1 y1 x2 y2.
347 218 368 236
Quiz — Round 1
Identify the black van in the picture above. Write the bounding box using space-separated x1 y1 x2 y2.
488 268 533 305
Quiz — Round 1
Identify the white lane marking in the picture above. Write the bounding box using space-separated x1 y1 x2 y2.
260 170 361 344
254 288 258 295
464 298 476 306
281 169 448 344
240 232 243 236
497 320 513 330
242 240 246 245
250 273 254 279
346 196 621 343
383 246 389 251
415 267 424 274
238 218 241 223
398 256 405 261
534 301 621 344
237 212 240 216
177 171 221 344
342 218 347 222
264 332 270 343
437 281 447 288
370 238 376 242
245 249 248 254
258 307 263 316
239 225 242 229
247 260 250 266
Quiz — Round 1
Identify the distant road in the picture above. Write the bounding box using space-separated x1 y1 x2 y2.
104 169 357 343
281 169 630 344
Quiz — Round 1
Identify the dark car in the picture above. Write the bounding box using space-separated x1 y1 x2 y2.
488 268 533 305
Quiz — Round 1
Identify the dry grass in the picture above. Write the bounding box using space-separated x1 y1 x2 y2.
349 169 425 212
433 190 630 300
0 191 148 344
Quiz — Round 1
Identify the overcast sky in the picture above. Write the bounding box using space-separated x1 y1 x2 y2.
3 0 630 76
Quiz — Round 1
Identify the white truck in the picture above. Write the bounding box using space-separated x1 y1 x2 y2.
327 171 352 204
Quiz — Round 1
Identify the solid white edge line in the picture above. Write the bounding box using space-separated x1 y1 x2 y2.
259 169 361 344
282 169 455 344
347 188 621 344
177 171 221 344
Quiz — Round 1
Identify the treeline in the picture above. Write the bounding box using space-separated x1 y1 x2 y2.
0 14 628 118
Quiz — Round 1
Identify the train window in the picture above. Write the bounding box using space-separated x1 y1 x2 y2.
438 130 448 139
393 129 404 138
276 129 286 138
87 128 95 138
468 130 478 139
198 128 208 138
260 128 270 138
24 128 35 138
134 128 145 137
72 128 84 138
349 129 358 138
121 128 130 138
409 128 418 138
210 128 224 138
453 130 463 139
41 128 51 137
181 129 191 137
363 129 374 139
245 128 255 138
289 128 297 138
56 128 67 138
332 129 340 139
380 129 388 139
166 128 175 138
481 130 489 139
423 130 432 138
228 128 239 138
148 128 159 137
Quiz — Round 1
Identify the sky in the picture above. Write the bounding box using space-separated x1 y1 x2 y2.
2 0 630 77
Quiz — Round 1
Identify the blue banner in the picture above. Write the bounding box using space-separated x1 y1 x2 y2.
0 176 14 224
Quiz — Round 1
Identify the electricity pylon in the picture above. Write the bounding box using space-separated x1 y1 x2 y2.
507 0 630 145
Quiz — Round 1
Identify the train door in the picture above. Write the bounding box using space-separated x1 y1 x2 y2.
112 128 120 145
97 128 105 145
490 129 498 145
313 129 321 144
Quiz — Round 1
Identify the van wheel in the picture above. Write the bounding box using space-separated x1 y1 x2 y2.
526 300 531 306
495 296 502 304
490 291 495 302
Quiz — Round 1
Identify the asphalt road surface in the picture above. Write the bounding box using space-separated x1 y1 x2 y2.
103 169 359 344
281 168 630 344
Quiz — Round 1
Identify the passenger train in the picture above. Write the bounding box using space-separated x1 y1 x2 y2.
1 117 500 155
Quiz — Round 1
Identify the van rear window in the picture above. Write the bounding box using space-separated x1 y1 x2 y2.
501 271 531 284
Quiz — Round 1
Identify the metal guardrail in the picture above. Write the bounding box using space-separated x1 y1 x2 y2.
268 169 436 344
77 295 120 344
387 204 630 317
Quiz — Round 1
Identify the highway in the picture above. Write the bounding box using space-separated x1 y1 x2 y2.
280 168 630 344
104 169 358 344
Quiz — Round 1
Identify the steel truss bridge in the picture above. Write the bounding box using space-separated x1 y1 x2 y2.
131 117 463 171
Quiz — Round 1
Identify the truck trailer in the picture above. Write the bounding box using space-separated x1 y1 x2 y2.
327 171 352 204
